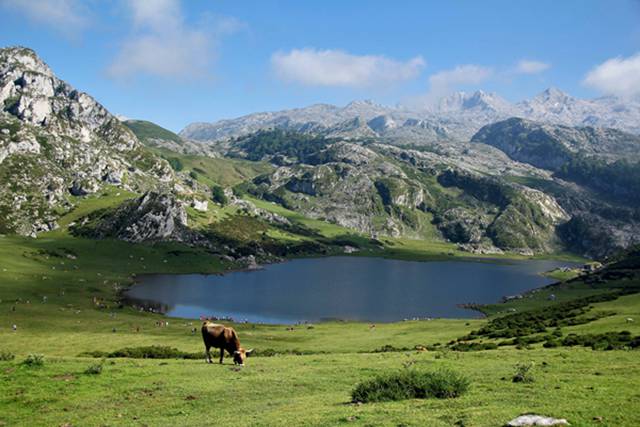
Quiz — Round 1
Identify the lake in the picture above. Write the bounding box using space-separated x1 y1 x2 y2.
126 256 577 324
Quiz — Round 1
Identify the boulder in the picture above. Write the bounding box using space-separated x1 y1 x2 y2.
506 415 569 426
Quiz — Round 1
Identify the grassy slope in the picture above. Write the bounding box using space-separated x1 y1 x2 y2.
1 229 639 426
151 147 274 187
123 120 182 144
0 160 637 425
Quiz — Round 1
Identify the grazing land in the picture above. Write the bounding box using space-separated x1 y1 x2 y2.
0 208 638 425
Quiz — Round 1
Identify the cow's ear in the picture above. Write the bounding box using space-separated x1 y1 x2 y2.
246 349 254 356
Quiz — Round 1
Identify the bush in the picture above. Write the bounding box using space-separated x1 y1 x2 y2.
165 157 183 172
351 369 470 403
23 353 44 367
0 351 15 361
79 346 202 360
512 362 535 383
84 362 104 375
211 185 228 206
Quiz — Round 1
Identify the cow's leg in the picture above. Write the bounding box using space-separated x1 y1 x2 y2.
219 348 224 364
205 345 212 364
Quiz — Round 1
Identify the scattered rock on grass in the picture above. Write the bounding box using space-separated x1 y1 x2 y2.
506 415 569 426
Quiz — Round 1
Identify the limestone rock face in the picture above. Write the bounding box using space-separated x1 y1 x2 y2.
0 47 173 235
472 117 640 169
72 192 198 244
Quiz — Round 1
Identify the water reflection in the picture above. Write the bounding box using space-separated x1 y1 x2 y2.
126 257 577 324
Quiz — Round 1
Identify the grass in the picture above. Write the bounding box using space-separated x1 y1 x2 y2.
0 173 638 425
150 147 273 187
351 368 470 402
123 120 182 144
0 229 638 425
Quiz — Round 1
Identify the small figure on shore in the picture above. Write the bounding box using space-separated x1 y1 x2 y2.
12 324 17 332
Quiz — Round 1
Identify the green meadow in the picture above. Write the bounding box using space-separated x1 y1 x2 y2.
0 192 639 426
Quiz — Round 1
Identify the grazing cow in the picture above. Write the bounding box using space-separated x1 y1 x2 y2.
201 321 253 365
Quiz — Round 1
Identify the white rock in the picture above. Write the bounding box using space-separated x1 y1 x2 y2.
192 199 208 212
506 415 569 426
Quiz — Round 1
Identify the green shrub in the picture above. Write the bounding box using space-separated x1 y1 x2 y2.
512 362 535 383
23 353 44 367
79 346 201 359
560 331 639 350
165 157 184 172
211 185 228 206
0 351 15 361
84 362 104 375
351 369 470 403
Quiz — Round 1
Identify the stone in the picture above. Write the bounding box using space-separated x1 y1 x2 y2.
191 199 208 212
505 415 569 426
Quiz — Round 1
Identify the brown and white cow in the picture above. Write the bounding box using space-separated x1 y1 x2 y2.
201 321 253 365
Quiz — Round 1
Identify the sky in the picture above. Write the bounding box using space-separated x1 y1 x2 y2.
1 0 639 132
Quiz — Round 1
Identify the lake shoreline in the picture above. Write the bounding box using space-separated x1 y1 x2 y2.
124 256 579 325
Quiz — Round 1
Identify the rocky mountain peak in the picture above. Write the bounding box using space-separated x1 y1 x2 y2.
0 46 53 77
431 90 513 115
0 46 173 236
531 87 574 107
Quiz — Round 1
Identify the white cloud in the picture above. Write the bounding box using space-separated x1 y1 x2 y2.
583 53 640 98
271 48 425 87
0 0 89 37
108 0 243 80
515 59 550 74
427 64 493 98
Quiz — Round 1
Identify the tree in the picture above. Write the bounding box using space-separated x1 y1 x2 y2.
211 185 228 206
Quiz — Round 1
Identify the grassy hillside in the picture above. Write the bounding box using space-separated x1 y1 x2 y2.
151 146 274 187
0 191 638 425
0 230 638 426
124 120 182 144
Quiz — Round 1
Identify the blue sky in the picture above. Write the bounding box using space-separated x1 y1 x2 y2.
1 0 639 132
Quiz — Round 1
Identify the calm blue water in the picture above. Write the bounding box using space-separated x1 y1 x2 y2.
126 257 576 323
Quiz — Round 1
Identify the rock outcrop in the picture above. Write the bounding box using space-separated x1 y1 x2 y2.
0 47 173 235
72 192 202 244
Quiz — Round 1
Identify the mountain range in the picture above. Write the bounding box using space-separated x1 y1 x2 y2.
180 89 640 144
2 46 640 261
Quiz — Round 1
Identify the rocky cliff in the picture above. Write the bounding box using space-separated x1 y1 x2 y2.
0 47 173 235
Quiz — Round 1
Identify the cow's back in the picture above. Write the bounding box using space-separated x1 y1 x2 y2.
201 322 238 349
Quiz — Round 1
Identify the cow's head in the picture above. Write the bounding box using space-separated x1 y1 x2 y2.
233 348 254 365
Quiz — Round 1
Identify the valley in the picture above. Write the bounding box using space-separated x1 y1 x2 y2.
1 43 639 427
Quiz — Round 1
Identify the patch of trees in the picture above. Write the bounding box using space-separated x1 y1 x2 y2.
211 185 228 205
555 156 640 206
236 129 331 162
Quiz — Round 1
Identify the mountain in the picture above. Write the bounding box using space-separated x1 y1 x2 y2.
0 47 173 235
472 118 640 255
472 117 640 170
428 90 515 116
180 89 640 145
217 129 572 255
1 46 638 259
517 88 640 134
123 119 216 156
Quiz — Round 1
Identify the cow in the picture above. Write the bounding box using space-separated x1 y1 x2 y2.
201 321 253 365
